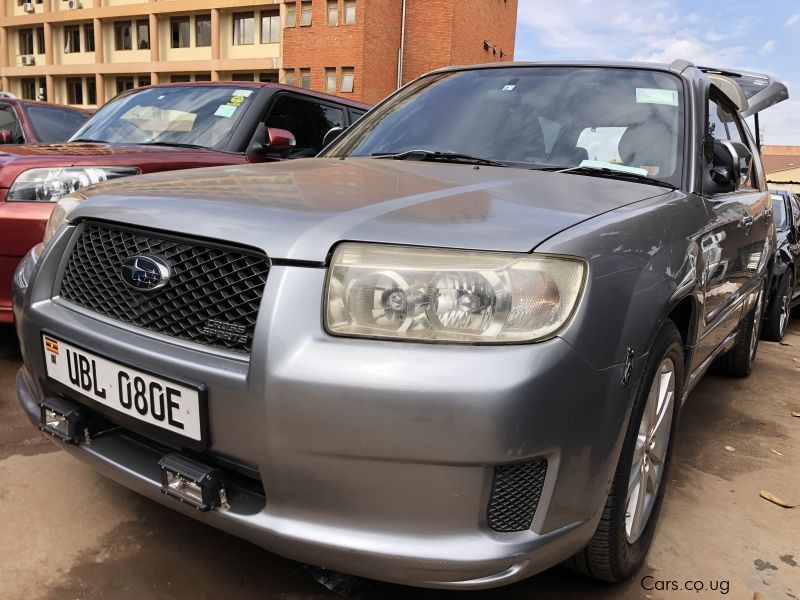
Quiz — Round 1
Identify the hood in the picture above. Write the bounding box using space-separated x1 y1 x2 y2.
0 143 226 180
72 158 671 261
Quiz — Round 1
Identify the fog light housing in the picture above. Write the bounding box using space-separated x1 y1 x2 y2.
158 453 227 512
40 397 86 443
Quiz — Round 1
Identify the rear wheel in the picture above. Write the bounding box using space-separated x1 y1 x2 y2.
567 321 683 581
762 273 793 342
714 283 765 377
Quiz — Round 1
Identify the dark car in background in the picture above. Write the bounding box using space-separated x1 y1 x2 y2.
0 82 369 323
0 93 91 145
12 61 787 589
762 189 800 340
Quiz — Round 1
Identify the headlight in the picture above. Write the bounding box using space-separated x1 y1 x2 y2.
42 192 86 246
7 166 139 202
325 243 586 343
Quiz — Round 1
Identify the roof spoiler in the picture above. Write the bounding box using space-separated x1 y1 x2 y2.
699 66 789 117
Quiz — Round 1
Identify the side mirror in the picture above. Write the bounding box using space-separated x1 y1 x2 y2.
322 126 345 149
266 127 296 154
0 129 12 144
709 140 753 193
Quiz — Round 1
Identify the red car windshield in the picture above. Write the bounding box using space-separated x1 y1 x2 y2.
69 85 256 150
24 104 90 143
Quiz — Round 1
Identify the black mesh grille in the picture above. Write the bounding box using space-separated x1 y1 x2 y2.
487 459 547 532
59 224 269 354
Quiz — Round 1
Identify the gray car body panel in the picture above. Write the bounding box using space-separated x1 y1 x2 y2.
67 158 671 261
12 60 777 589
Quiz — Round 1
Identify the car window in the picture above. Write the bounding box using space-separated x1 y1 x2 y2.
349 108 366 123
325 67 685 186
771 194 788 230
792 196 800 227
24 105 89 143
70 85 256 149
708 96 755 190
265 95 344 156
0 104 24 143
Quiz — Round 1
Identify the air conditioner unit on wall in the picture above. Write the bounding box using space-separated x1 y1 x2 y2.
67 0 81 8
21 55 36 66
23 2 34 12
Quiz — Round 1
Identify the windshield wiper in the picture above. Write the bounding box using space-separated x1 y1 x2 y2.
372 150 507 168
140 142 209 150
539 165 676 189
70 138 107 143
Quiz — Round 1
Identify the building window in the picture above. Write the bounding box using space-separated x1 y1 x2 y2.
21 78 36 100
19 29 34 55
258 72 274 83
300 68 311 89
115 76 134 94
137 75 150 87
327 1 338 25
232 73 254 82
84 24 94 52
36 27 45 54
325 68 336 93
170 16 190 48
87 78 97 104
261 11 280 43
283 69 295 86
341 67 354 93
344 0 356 24
300 1 312 26
233 12 254 45
194 73 211 82
114 21 132 51
137 20 150 50
285 4 296 27
64 25 81 53
66 78 83 104
171 74 190 83
195 14 211 47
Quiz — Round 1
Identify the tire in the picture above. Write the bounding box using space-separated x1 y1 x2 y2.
762 273 793 342
714 283 765 377
567 321 684 582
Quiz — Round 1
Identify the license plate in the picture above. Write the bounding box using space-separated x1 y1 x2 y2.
42 335 203 441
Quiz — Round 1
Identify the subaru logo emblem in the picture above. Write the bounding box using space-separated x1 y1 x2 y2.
120 255 171 291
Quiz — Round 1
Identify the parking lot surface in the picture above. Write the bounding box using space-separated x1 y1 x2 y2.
1 323 799 600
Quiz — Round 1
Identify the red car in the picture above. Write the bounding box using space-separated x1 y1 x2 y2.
0 82 369 323
0 93 91 145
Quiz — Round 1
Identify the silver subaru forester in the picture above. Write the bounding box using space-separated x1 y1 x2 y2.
13 61 786 588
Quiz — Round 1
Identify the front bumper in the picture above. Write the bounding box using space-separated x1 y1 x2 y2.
13 238 644 589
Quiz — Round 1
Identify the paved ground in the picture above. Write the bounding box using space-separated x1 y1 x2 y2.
1 322 799 600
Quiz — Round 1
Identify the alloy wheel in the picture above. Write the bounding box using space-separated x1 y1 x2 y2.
625 357 675 544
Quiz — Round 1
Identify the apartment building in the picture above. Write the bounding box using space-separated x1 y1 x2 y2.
0 0 516 109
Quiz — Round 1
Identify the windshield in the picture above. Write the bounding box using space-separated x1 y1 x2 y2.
69 85 256 149
325 67 685 186
25 105 89 143
771 194 788 230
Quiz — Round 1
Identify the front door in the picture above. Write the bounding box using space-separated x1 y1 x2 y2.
694 93 769 367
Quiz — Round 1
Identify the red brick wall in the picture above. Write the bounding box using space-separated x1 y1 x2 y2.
452 0 517 67
282 0 366 101
283 0 518 102
361 0 402 104
401 0 454 85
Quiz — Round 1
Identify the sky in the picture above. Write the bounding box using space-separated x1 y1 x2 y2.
514 0 800 146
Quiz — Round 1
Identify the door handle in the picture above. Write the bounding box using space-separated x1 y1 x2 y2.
741 215 754 228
